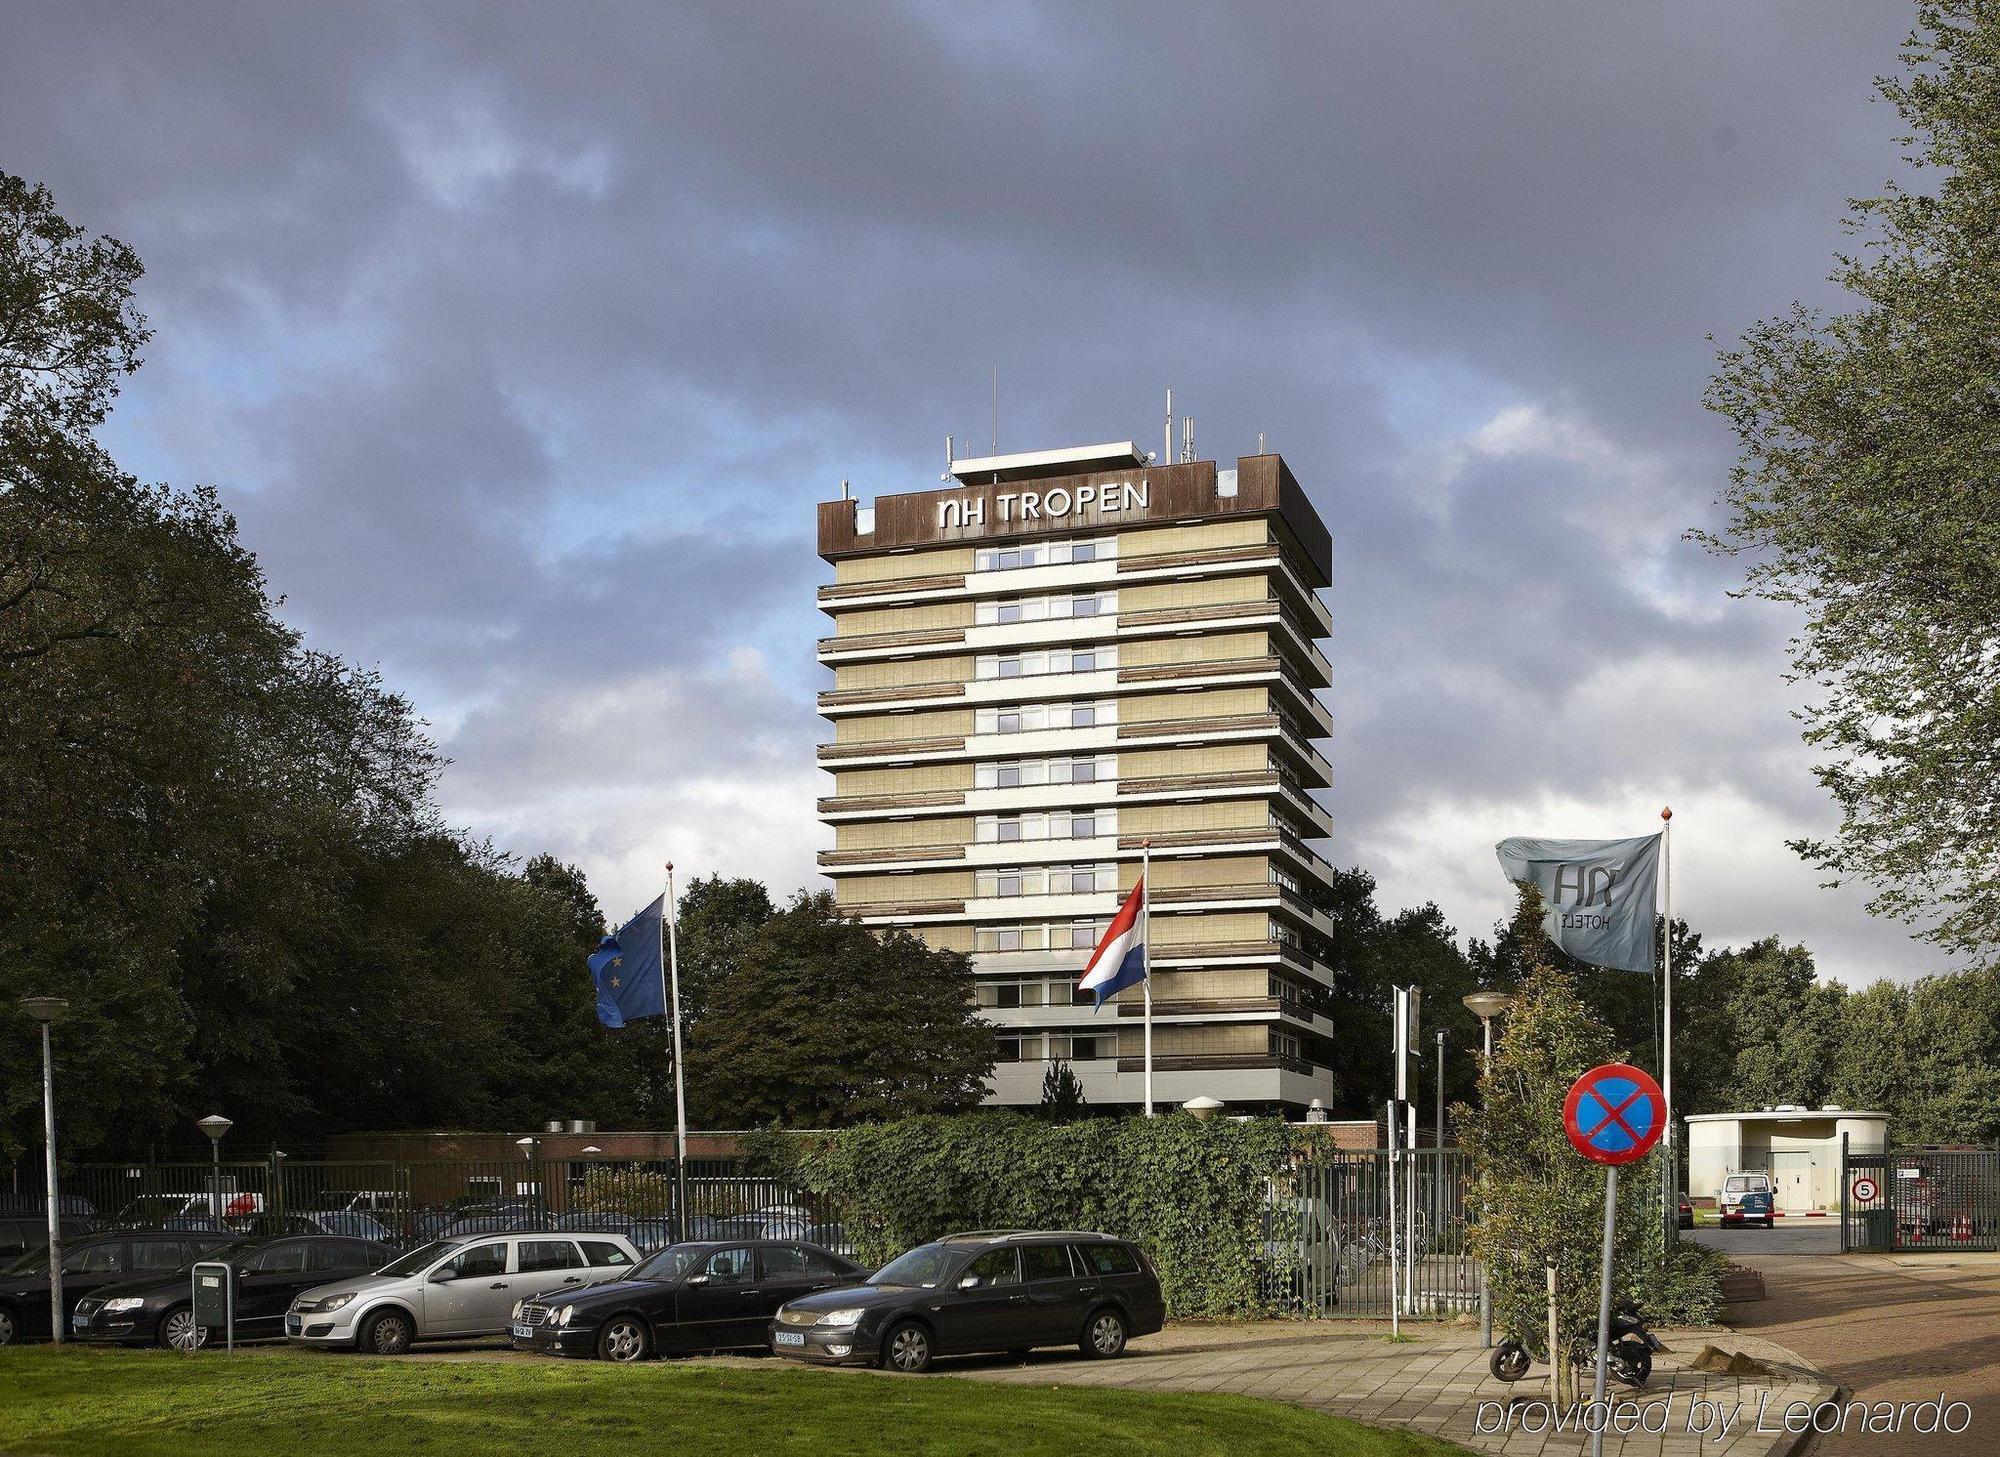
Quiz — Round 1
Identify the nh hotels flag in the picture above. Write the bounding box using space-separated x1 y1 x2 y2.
1078 877 1147 1008
1494 834 1663 973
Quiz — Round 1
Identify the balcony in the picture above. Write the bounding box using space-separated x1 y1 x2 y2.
1116 597 1281 631
1116 712 1280 741
818 845 968 867
1149 884 1281 906
834 898 967 920
817 789 967 815
1116 655 1280 685
818 735 966 761
1116 544 1280 575
1115 1052 1314 1076
818 572 967 603
1116 996 1281 1017
817 626 967 656
1119 769 1279 797
1117 826 1278 852
818 681 966 709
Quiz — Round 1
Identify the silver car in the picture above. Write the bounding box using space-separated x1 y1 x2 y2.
284 1231 641 1354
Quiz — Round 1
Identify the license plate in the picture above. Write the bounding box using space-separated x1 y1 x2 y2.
773 1331 805 1347
512 1324 534 1339
73 1315 89 1330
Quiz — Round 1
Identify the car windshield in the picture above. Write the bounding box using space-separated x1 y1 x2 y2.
632 1245 708 1281
375 1240 458 1278
868 1244 957 1289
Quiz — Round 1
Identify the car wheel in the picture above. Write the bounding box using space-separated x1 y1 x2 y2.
0 1303 16 1347
1082 1307 1127 1359
1490 1342 1533 1382
160 1306 208 1353
597 1316 649 1363
360 1309 414 1356
881 1320 932 1374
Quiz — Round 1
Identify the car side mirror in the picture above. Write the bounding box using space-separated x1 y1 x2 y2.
957 1274 981 1290
429 1269 456 1284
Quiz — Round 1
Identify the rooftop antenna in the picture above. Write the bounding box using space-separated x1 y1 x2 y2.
1257 431 1266 454
1164 387 1174 468
942 435 954 481
1181 415 1195 464
840 479 850 499
991 366 999 456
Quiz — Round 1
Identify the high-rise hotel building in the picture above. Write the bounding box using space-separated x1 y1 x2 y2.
816 441 1337 1114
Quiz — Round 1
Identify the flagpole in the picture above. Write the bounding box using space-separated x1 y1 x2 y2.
664 862 690 1241
1141 840 1154 1119
1660 808 1674 1239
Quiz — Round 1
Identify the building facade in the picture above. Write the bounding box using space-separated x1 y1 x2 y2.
816 442 1338 1114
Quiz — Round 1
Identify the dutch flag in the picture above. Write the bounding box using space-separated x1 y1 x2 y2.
1078 877 1147 1008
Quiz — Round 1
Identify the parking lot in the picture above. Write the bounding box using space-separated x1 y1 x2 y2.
1687 1221 1840 1257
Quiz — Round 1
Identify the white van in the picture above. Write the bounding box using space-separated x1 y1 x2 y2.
1719 1171 1775 1227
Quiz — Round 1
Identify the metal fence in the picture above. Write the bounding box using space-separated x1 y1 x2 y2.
4 1154 854 1257
1260 1147 1477 1318
1843 1143 2000 1252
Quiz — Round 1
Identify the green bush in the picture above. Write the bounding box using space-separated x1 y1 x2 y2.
745 1112 1296 1317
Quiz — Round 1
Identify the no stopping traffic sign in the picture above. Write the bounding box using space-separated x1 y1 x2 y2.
1563 1062 1666 1166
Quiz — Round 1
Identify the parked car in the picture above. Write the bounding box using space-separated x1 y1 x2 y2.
1719 1173 1776 1228
0 1213 93 1265
510 1240 865 1362
1677 1198 1695 1230
239 1211 394 1242
0 1194 96 1220
769 1230 1164 1374
73 1235 399 1351
438 1202 544 1238
0 1230 242 1345
110 1194 229 1227
285 1230 642 1355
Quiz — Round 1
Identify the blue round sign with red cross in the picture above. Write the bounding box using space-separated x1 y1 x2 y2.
1563 1062 1666 1166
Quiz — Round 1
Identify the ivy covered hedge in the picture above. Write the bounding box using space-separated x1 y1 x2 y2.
743 1113 1297 1317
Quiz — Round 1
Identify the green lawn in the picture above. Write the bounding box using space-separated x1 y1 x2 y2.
0 1346 1465 1457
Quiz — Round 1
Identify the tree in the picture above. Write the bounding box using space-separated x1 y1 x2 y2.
1701 2 2000 966
1039 1061 1088 1121
685 892 996 1126
1456 886 1660 1404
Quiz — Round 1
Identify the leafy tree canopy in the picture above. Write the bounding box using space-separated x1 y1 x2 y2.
1702 1 2000 965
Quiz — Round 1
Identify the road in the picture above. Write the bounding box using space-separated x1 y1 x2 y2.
1692 1228 2000 1456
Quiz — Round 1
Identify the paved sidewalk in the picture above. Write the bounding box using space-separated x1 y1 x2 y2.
956 1322 1836 1457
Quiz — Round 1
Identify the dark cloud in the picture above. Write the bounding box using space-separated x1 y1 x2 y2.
0 0 1942 982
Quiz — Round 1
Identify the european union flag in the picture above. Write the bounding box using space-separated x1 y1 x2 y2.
588 896 668 1029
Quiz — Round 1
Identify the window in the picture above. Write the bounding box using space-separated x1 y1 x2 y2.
1053 1034 1107 1061
308 1242 370 1273
581 1241 634 1268
1068 814 1097 839
759 1246 808 1279
963 1248 1021 1287
803 1250 849 1278
129 1240 190 1273
702 1247 753 1283
440 1242 508 1281
64 1244 122 1275
518 1240 583 1273
1021 1244 1073 1282
241 1243 311 1274
995 763 1023 788
1074 1242 1140 1276
1070 704 1097 728
1269 1029 1302 1060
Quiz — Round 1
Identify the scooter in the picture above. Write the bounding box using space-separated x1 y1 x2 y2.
1488 1299 1666 1388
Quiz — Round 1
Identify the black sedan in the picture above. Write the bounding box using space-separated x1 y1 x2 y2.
0 1230 241 1345
769 1231 1164 1373
73 1235 397 1350
511 1240 865 1362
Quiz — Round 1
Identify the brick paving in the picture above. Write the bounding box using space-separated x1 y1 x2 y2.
954 1322 1835 1457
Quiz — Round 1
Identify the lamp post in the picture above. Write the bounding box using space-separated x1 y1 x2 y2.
197 1116 233 1226
1462 989 1513 1350
20 997 69 1344
516 1137 539 1222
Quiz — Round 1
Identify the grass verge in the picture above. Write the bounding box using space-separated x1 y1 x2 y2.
0 1346 1468 1457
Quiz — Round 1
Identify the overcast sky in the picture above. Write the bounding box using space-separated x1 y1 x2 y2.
3 2 1948 985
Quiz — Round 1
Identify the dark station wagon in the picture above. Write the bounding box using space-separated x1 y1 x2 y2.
769 1230 1164 1373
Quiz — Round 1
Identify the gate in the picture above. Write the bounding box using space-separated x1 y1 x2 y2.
1261 1147 1475 1317
1842 1142 2000 1252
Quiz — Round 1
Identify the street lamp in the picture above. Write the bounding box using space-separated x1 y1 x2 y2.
1461 988 1512 1350
20 997 68 1345
197 1116 233 1226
